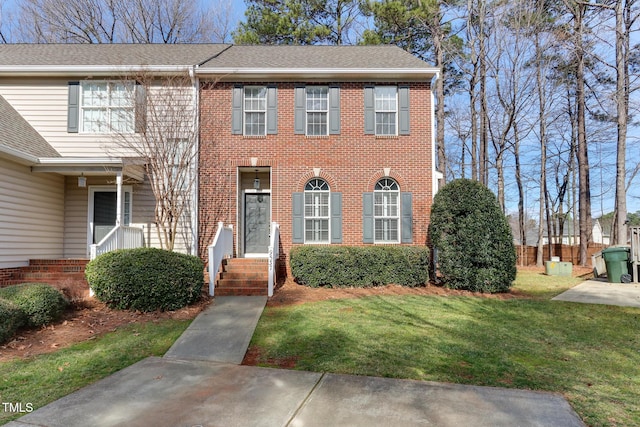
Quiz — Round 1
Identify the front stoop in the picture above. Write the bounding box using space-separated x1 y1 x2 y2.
1 259 90 300
215 258 269 296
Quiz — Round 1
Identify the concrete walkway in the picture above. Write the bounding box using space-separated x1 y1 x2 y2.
553 278 640 308
6 296 586 427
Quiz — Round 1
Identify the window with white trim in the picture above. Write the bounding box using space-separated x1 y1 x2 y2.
306 86 328 136
304 178 330 243
81 81 134 133
375 86 397 136
374 178 399 242
244 86 267 136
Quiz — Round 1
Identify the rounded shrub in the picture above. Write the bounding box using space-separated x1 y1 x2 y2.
0 298 26 344
290 245 429 288
0 283 68 327
85 247 204 312
429 179 516 293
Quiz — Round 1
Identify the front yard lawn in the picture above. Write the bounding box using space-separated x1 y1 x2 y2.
0 319 190 425
247 271 640 427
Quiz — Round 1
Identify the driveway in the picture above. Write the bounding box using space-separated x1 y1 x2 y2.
552 278 640 308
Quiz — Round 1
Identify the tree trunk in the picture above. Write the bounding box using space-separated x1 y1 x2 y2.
575 5 592 266
613 0 629 245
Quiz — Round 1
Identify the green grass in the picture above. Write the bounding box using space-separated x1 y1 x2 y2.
249 272 640 426
0 319 189 425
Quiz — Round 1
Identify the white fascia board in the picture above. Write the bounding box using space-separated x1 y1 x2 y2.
37 157 124 166
0 65 192 77
0 145 40 165
197 67 441 81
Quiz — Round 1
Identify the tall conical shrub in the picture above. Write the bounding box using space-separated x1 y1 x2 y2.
429 179 516 293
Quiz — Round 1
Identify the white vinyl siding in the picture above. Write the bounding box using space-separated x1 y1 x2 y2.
0 78 185 157
0 158 64 268
63 175 192 258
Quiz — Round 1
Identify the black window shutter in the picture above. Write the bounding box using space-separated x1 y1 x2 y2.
329 85 340 135
401 192 413 243
67 82 80 133
266 85 278 134
364 86 375 135
231 85 243 134
292 192 304 243
330 192 342 243
398 85 410 135
294 85 306 134
363 192 374 243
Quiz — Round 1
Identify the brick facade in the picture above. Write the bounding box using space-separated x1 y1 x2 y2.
198 80 434 273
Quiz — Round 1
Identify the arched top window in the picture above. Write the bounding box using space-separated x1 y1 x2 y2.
373 178 399 242
375 178 399 192
305 178 330 192
304 178 330 243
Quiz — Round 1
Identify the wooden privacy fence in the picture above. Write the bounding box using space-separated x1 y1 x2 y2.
515 244 606 267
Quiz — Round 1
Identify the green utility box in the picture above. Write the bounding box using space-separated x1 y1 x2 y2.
601 247 630 283
544 261 573 277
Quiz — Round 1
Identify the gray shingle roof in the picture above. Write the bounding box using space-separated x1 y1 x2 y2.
200 45 435 69
0 95 60 158
0 44 231 66
0 44 435 71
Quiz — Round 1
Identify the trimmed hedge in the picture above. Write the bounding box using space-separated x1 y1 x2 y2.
0 298 26 344
0 283 68 328
290 246 429 288
429 179 516 293
85 247 204 312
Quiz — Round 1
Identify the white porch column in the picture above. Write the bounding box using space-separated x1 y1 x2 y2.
115 171 123 226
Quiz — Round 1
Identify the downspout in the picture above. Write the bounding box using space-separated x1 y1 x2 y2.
190 65 199 256
431 71 442 198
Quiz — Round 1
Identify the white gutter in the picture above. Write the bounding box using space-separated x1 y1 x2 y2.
0 65 193 77
36 157 124 166
0 145 40 165
196 67 440 81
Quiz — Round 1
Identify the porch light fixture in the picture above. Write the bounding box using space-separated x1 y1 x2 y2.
253 169 260 189
78 175 87 188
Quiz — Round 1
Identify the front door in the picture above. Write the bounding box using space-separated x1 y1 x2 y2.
93 191 117 244
89 186 132 245
244 193 270 254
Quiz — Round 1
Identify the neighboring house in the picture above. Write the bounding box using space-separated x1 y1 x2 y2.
0 44 440 294
0 44 225 283
540 218 609 246
197 45 440 277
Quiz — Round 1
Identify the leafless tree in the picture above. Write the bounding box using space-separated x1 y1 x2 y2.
108 71 201 252
15 0 227 43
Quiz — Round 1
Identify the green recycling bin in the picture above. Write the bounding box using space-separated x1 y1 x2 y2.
601 247 630 283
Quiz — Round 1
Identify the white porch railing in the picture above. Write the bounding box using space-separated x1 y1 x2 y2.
268 222 280 297
90 225 145 260
631 226 640 283
207 222 234 296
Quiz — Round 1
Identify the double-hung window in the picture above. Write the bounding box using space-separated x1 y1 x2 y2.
244 86 267 136
375 86 397 136
306 86 328 136
81 81 134 133
374 178 400 242
304 178 330 243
